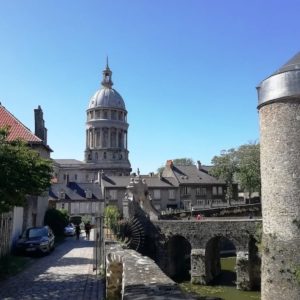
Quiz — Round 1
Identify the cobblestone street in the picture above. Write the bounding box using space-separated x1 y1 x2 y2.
0 230 103 300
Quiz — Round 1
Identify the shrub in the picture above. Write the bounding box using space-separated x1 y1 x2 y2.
44 208 69 236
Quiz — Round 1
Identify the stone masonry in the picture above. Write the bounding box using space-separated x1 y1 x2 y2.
258 52 300 299
154 219 261 290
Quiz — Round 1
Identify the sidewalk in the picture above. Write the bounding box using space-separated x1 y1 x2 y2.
0 230 104 300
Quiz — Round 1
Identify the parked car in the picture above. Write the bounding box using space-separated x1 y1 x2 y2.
15 226 55 255
64 223 76 236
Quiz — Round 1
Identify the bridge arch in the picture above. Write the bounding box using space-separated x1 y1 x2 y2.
205 235 237 285
164 235 191 282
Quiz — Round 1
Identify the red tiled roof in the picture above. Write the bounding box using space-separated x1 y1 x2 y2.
0 105 42 143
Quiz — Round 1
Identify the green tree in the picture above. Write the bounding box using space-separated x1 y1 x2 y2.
0 126 53 213
210 143 261 201
210 148 237 203
44 208 69 236
105 205 121 233
235 142 260 198
157 157 195 173
173 158 194 166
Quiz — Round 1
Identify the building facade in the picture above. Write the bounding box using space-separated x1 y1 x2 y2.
162 160 239 210
0 104 52 249
51 61 132 216
53 61 131 184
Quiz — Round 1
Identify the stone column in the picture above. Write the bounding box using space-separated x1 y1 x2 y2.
125 131 128 150
89 129 92 148
86 129 88 148
108 128 111 148
236 251 251 290
258 52 300 299
100 127 103 148
92 128 95 148
191 248 207 284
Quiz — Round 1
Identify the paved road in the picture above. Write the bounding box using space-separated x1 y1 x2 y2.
0 230 104 300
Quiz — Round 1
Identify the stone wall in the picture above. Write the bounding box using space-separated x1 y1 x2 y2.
106 242 198 299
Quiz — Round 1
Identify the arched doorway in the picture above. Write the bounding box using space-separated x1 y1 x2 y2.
165 235 191 282
205 236 237 286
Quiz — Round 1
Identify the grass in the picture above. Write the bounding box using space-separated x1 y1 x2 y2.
0 255 32 280
180 257 261 300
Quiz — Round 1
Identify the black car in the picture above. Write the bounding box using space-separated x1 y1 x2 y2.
16 226 55 255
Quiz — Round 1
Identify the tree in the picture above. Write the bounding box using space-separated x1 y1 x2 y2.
173 158 194 166
157 157 195 173
210 148 238 202
0 126 53 213
210 143 261 201
105 205 121 233
44 208 69 236
235 142 260 198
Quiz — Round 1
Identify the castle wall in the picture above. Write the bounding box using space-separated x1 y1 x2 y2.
259 100 300 299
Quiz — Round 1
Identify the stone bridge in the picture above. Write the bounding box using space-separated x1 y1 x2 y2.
152 218 261 290
121 176 261 291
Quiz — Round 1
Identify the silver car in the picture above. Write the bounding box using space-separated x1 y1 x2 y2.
64 223 76 236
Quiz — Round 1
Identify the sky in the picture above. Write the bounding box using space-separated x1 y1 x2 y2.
0 0 299 174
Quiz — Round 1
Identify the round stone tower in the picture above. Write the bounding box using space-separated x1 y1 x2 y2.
85 59 131 175
257 52 300 299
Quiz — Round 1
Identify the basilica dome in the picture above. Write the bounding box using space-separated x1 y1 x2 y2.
88 61 126 110
88 87 125 109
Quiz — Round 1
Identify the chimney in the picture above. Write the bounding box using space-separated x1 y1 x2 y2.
197 160 202 170
34 105 47 144
166 160 173 168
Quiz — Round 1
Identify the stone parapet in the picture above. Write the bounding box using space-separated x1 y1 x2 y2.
106 243 197 299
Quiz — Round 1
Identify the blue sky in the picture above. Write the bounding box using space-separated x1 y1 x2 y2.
0 0 299 174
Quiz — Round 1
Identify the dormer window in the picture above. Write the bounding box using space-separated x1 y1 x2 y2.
86 190 92 199
59 190 65 199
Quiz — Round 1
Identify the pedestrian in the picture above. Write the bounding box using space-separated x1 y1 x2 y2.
75 224 81 240
85 222 91 240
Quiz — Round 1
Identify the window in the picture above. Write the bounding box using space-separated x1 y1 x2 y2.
212 186 218 195
61 203 65 209
74 174 78 181
218 186 223 195
212 186 223 196
153 189 161 199
118 111 123 120
59 190 65 199
183 200 191 210
196 199 205 207
181 186 191 195
109 190 117 200
111 110 117 120
103 110 108 119
168 189 175 199
85 189 92 199
196 187 207 196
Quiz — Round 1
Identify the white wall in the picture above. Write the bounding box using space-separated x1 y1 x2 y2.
10 206 24 247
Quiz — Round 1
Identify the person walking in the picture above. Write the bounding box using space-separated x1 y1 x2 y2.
75 224 81 240
85 222 91 240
